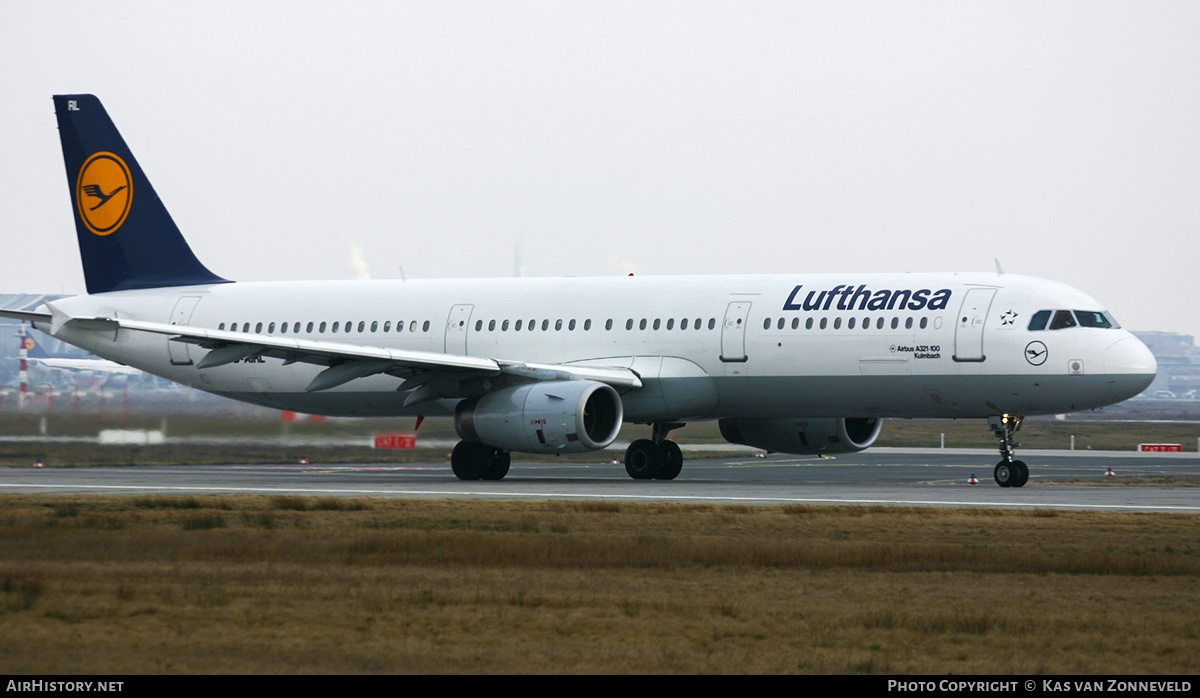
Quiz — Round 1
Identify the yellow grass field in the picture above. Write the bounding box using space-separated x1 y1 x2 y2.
1 495 1197 674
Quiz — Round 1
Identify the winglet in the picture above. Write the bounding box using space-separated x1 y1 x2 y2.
53 95 230 294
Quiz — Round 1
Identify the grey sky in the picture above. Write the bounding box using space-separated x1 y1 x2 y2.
2 2 1198 337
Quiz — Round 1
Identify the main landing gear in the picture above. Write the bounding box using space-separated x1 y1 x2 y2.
624 422 685 480
450 441 511 481
988 414 1029 488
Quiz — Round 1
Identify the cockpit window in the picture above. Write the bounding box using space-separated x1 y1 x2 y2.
1048 310 1077 330
1029 309 1120 331
1074 311 1115 329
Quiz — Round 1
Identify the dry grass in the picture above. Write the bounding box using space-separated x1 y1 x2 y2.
0 495 1198 674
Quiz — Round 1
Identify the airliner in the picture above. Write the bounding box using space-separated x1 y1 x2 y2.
0 95 1157 487
22 334 142 379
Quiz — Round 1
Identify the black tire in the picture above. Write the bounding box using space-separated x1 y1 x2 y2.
657 440 683 480
994 461 1016 488
451 441 491 481
482 450 511 480
1011 460 1029 488
625 439 663 480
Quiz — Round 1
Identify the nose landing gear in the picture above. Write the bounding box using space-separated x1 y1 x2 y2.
988 414 1029 487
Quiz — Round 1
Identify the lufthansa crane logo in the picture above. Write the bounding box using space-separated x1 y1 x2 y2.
1024 341 1048 366
76 152 133 236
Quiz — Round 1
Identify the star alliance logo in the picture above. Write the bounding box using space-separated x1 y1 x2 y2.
1000 309 1018 326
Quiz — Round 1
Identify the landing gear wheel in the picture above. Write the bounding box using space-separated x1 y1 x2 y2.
658 441 683 480
994 461 1018 487
451 441 492 481
625 439 663 480
482 450 511 481
1010 460 1028 488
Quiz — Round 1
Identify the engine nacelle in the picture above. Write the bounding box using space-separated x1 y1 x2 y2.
718 417 882 455
455 380 623 454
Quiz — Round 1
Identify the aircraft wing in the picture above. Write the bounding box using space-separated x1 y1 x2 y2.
50 315 643 402
0 308 51 324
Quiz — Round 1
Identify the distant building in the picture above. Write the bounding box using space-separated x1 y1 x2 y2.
1131 332 1200 399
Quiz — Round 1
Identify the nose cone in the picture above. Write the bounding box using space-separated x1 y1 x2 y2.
1105 336 1157 401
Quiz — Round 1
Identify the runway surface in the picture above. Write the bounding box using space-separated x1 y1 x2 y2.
1 448 1198 512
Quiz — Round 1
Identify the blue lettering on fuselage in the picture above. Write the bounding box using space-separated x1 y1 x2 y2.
782 285 952 312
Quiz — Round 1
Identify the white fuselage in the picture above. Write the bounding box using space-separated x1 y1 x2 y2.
41 272 1157 421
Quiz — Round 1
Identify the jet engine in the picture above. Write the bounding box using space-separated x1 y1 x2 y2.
718 417 882 455
455 380 623 454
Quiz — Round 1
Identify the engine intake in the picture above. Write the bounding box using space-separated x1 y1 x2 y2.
456 380 623 454
718 417 882 455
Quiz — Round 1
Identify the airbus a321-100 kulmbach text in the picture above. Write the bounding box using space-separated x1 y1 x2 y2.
0 95 1157 486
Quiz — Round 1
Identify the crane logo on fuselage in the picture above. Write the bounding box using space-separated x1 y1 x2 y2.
76 152 133 236
783 284 953 312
